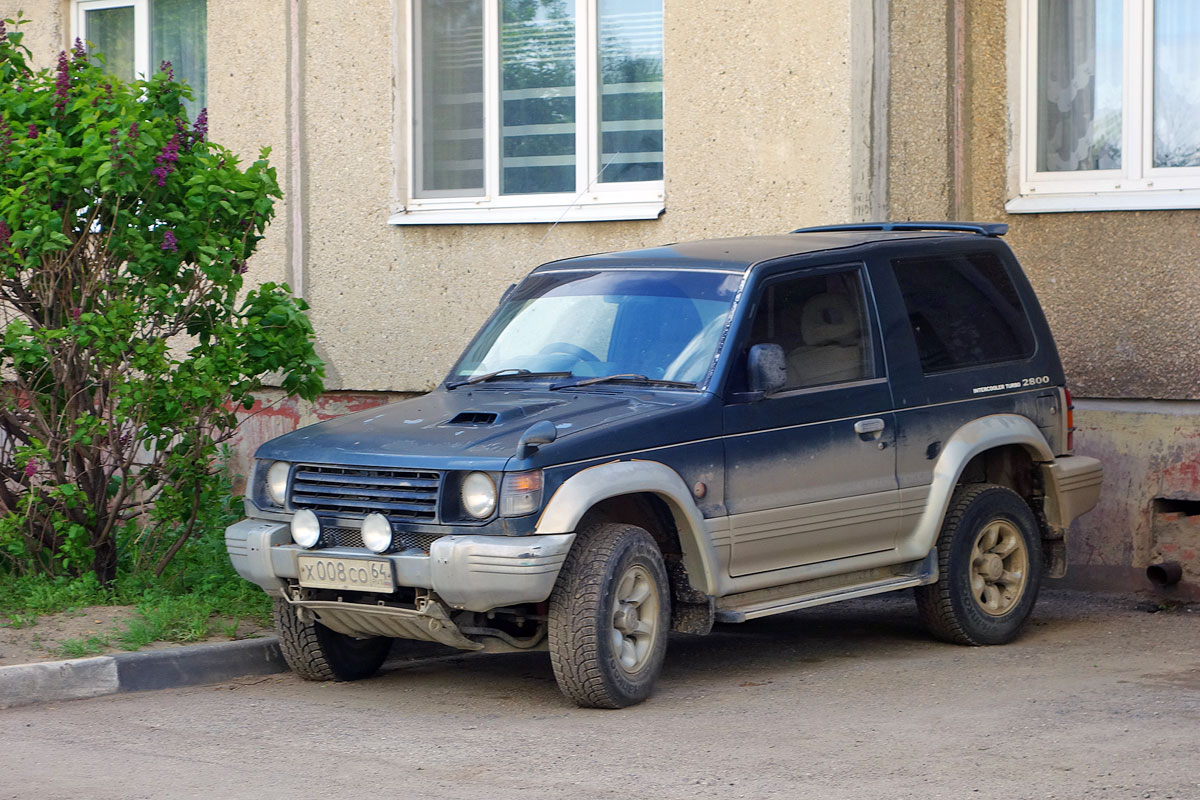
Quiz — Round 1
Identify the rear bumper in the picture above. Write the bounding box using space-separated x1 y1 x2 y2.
1042 455 1104 531
225 517 573 613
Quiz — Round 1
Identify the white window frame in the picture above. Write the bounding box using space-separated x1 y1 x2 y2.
73 0 151 79
1009 0 1200 213
393 0 665 225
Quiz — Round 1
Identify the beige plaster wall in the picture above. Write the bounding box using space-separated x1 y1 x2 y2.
303 0 861 392
889 0 1200 401
0 2 65 68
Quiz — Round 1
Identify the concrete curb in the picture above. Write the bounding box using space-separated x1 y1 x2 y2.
0 636 287 710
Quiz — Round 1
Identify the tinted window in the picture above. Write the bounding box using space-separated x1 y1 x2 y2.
892 252 1034 374
747 269 874 390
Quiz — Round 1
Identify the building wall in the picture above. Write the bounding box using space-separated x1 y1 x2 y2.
888 0 1200 599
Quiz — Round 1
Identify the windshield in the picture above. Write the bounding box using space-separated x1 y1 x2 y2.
453 269 742 386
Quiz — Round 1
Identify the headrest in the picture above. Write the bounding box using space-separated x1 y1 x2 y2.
800 293 860 346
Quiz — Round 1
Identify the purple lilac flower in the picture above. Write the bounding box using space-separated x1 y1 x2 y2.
0 115 11 155
0 20 7 43
192 108 208 143
54 51 70 110
26 124 37 140
23 460 37 478
104 82 113 99
0 220 10 249
160 60 173 81
232 259 247 275
162 230 178 252
73 38 87 62
70 307 82 323
152 133 181 186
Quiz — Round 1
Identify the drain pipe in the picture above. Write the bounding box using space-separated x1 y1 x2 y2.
1146 561 1183 588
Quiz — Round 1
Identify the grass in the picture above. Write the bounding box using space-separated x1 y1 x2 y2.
0 516 272 658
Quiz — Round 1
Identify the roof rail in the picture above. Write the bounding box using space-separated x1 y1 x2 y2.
791 221 1009 237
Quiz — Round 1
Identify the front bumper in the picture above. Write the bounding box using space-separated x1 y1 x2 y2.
225 517 574 613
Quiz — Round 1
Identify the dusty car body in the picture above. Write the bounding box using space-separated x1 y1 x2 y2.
228 222 1103 707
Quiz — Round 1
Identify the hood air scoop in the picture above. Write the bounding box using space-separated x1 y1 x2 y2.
442 399 566 427
446 411 498 426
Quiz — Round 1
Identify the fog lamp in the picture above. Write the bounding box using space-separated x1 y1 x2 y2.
361 513 393 554
291 509 322 549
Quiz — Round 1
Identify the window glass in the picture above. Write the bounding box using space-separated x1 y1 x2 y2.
747 271 873 390
892 253 1035 374
598 0 663 183
85 7 136 81
152 0 207 117
418 0 485 196
1036 0 1123 172
500 0 577 195
455 270 740 384
1153 0 1200 168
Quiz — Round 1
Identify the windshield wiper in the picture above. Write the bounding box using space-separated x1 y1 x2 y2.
447 369 569 390
549 374 697 391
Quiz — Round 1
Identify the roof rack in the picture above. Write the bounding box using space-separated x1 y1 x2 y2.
791 221 1009 237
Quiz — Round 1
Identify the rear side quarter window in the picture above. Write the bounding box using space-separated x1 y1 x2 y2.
892 252 1035 374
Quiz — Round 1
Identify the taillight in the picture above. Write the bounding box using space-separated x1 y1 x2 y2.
1065 387 1075 452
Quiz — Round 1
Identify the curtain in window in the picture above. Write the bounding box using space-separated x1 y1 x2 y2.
418 0 485 197
84 7 136 82
152 0 207 118
500 0 577 195
1036 0 1122 172
598 0 662 184
1154 0 1200 168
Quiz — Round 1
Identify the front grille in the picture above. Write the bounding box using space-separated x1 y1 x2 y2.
290 465 440 522
325 527 441 554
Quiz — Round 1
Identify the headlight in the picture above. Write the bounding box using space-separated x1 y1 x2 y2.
500 470 543 517
266 461 290 506
361 513 393 554
291 509 321 548
461 472 497 519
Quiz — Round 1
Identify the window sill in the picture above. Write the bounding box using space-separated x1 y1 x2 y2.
389 199 665 226
1006 189 1200 214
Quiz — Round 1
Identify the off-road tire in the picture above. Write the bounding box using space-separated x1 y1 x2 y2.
915 483 1043 646
547 522 671 708
272 598 391 681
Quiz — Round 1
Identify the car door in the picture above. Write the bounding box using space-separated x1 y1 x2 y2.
722 263 899 577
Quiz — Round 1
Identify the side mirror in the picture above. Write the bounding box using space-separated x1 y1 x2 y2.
747 343 787 396
515 419 558 460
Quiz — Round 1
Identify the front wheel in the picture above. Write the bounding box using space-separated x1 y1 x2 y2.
272 598 391 681
547 522 671 708
915 484 1043 646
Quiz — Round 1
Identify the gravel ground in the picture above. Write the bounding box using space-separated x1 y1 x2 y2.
0 589 1196 800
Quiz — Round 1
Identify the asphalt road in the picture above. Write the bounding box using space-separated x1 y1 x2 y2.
1 589 1196 800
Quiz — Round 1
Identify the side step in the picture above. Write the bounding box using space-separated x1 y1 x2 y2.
714 550 938 623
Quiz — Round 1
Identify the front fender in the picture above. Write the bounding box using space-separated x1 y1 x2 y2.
535 460 720 595
898 414 1054 561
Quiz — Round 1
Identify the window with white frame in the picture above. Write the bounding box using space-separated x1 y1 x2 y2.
397 0 665 224
1012 0 1200 212
73 0 207 117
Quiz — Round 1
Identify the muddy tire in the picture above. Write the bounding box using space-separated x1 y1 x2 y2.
915 484 1043 646
547 522 671 708
272 598 391 681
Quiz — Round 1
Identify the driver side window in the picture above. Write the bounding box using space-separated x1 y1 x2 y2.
748 270 874 390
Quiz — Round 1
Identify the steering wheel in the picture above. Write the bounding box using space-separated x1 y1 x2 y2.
539 342 600 362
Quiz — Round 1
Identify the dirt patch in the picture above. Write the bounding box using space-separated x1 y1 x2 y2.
0 605 271 666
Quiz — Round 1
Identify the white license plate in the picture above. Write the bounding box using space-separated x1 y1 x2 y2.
297 556 395 593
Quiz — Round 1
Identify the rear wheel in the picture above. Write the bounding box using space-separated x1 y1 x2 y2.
547 522 671 708
915 484 1043 646
272 598 391 681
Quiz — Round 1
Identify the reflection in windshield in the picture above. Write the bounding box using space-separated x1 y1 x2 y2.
454 270 741 386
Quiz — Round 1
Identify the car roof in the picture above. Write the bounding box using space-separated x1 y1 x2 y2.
532 229 996 274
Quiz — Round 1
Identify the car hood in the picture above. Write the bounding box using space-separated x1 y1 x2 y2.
255 386 713 470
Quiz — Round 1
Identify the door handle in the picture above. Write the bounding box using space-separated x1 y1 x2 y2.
854 418 885 435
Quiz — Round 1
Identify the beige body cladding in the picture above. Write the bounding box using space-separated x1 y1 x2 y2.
534 414 1102 604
